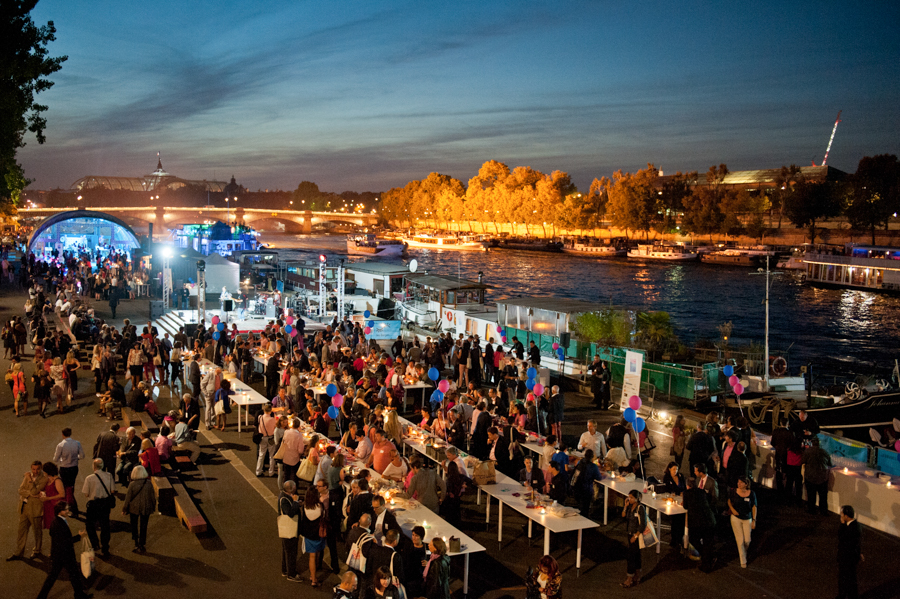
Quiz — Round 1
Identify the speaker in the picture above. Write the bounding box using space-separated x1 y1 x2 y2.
559 332 571 347
224 299 234 312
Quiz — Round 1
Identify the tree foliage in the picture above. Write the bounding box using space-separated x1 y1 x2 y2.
783 179 843 243
570 309 633 347
605 164 660 238
846 154 900 244
0 0 67 204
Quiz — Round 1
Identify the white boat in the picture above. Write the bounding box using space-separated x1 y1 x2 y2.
627 244 698 261
346 234 407 258
402 233 489 251
563 242 626 257
803 244 900 292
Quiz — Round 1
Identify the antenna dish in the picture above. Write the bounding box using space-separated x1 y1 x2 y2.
409 259 418 273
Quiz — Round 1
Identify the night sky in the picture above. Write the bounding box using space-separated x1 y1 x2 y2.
19 0 900 194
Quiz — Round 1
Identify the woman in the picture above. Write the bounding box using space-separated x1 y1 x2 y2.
2 320 14 359
372 566 400 598
41 462 65 530
49 357 68 413
327 453 346 491
621 489 648 587
34 368 52 418
64 350 81 399
170 341 183 386
671 415 686 471
728 476 757 568
572 449 602 517
127 345 145 391
213 378 233 431
407 458 445 513
298 486 326 588
123 465 156 553
139 438 162 476
423 537 451 599
440 460 465 527
526 554 561 599
523 404 539 433
156 339 169 382
91 346 104 394
404 526 428 598
143 338 158 383
661 461 686 547
11 362 26 416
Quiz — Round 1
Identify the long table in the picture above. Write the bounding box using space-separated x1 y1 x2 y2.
827 466 900 537
197 359 270 433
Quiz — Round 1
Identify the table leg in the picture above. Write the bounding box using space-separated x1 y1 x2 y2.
477 488 481 506
464 553 469 596
603 487 609 525
237 405 243 433
485 495 491 525
576 529 583 571
497 501 503 544
527 519 532 538
656 509 661 555
543 528 550 556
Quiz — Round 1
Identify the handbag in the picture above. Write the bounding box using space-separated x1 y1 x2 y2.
252 415 264 445
347 531 374 572
297 457 317 482
80 536 95 578
638 515 658 549
97 473 116 510
277 497 299 539
273 441 287 461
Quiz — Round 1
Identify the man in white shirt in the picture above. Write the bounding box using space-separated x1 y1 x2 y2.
53 428 85 517
314 446 335 484
169 416 202 462
443 447 467 479
577 420 608 460
82 458 115 557
355 431 373 462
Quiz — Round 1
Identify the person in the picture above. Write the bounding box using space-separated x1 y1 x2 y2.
8 460 48 561
82 458 115 558
549 386 564 440
41 462 65 530
407 459 446 512
801 437 832 514
279 480 303 582
53 427 85 517
722 436 749 492
368 528 405 597
520 456 546 492
36 502 92 599
171 415 202 463
441 461 466 526
577 420 608 459
572 449 602 516
213 378 233 431
683 477 716 573
620 490 648 587
139 438 161 476
606 419 632 460
687 423 717 472
661 461 686 547
790 409 820 447
333 571 358 599
93 423 120 474
423 537 451 599
837 505 863 599
371 565 400 598
122 465 155 553
547 462 567 503
367 429 396 475
671 415 687 471
403 526 428 598
590 358 605 408
487 426 511 475
526 554 561 599
598 361 611 410
115 426 141 485
256 403 279 477
11 362 26 416
727 476 757 568
299 486 326 588
381 448 409 482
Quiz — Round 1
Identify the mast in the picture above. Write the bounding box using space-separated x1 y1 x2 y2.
821 110 842 167
764 255 770 390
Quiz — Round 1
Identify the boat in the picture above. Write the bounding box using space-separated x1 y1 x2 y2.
562 241 627 257
803 244 900 293
492 237 564 253
627 244 698 261
701 250 763 267
346 234 407 258
402 233 489 251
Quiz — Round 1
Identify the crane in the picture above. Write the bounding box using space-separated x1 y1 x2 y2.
815 110 842 167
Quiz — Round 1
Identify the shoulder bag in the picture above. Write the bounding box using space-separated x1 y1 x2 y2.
252 415 264 445
277 496 299 539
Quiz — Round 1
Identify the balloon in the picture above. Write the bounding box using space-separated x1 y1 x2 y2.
723 365 734 377
526 393 535 402
217 322 225 331
633 417 646 433
212 331 220 340
327 406 340 419
628 395 642 410
557 348 565 359
497 329 503 337
332 394 344 408
527 367 537 379
285 315 294 325
428 367 440 381
728 375 739 386
364 310 371 318
895 440 900 453
525 378 535 390
211 315 220 325
325 383 338 397
552 343 559 350
367 320 374 328
496 325 503 333
364 327 371 334
533 383 545 396
733 383 744 395
290 329 298 338
438 380 450 393
623 407 636 422
284 325 293 334
501 336 507 343
431 390 444 404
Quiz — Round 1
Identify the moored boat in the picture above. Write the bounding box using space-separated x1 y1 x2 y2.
562 242 627 257
627 244 698 261
402 233 489 251
701 250 763 267
346 234 407 257
804 244 900 293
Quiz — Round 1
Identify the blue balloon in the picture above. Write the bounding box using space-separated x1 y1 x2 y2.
623 407 636 422
364 310 371 318
325 383 338 397
428 367 440 381
723 365 734 377
557 348 565 359
284 324 293 334
525 378 536 390
217 322 225 331
633 417 646 433
430 390 444 404
212 331 220 340
327 406 340 419
367 320 374 328
527 367 537 379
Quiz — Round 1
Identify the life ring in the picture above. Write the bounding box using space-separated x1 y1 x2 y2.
770 356 787 376
446 311 454 322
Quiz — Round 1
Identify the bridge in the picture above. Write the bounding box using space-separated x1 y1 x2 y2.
17 206 379 235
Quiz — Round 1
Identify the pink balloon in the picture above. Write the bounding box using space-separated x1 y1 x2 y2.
290 328 298 338
628 395 642 410
285 315 294 325
552 342 559 350
438 379 450 393
332 394 344 408
728 375 739 386
533 383 545 396
895 440 900 453
733 383 744 395
364 326 371 334
501 336 507 343
211 315 220 325
526 393 534 402
496 325 503 333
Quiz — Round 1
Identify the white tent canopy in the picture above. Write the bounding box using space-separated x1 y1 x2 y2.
204 253 240 295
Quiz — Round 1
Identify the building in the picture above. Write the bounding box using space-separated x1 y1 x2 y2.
70 155 228 193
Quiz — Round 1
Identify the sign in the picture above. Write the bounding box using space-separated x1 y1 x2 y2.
620 350 643 410
366 320 402 340
276 279 284 293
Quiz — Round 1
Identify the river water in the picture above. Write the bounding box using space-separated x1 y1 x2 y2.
263 234 900 380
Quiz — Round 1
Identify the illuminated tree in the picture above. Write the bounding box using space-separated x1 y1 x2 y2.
846 154 900 244
605 164 660 238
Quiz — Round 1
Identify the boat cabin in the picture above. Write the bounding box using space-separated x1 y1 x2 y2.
398 273 489 330
804 244 900 292
346 262 409 300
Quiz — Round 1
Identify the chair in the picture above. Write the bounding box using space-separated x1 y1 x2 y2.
869 427 886 447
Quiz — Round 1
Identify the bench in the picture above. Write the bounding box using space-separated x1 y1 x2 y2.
120 406 160 434
151 474 175 515
167 470 207 533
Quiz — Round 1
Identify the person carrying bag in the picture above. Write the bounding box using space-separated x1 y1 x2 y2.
278 482 302 582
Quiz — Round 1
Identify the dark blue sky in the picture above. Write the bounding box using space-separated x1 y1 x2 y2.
20 0 900 193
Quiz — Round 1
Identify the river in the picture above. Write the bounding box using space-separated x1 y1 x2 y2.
260 233 900 380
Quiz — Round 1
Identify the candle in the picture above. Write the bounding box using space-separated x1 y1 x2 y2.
423 520 428 528
843 467 849 474
888 482 893 488
652 491 656 498
540 507 546 515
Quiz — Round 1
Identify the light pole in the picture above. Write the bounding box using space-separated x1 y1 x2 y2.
162 246 173 310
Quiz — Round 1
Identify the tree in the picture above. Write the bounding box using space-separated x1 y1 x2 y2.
656 171 696 234
771 165 802 229
570 309 633 347
0 1 67 204
846 154 900 244
634 311 678 362
783 180 843 243
605 164 660 238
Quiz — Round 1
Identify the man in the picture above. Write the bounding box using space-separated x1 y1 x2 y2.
367 429 395 475
722 438 749 492
447 411 466 449
547 462 568 503
345 512 373 552
36 502 92 599
333 571 358 599
201 366 221 430
346 479 375 533
127 381 149 412
391 335 404 359
487 426 512 475
185 354 201 397
801 437 832 515
683 477 716 573
687 423 717 471
53 428 85 517
82 458 115 558
549 386 564 440
8 460 48 561
837 505 863 599
693 463 719 504
99 378 125 417
179 392 201 431
279 480 302 582
528 340 541 365
371 495 400 542
93 423 120 474
256 404 279 477
471 402 492 459
115 427 141 485
598 361 611 410
443 447 468 480
483 339 495 385
171 415 203 463
367 528 404 596
577 420 608 459
512 336 525 361
790 409 821 447
355 430 374 463
519 456 545 492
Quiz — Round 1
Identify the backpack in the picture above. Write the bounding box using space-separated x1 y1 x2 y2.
346 531 374 573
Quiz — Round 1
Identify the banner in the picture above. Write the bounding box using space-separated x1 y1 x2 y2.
366 320 402 340
620 350 643 410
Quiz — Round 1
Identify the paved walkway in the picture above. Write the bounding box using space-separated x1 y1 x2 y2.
1 288 897 598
